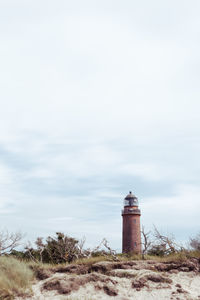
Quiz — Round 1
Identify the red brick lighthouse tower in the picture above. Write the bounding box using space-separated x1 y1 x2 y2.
122 191 142 254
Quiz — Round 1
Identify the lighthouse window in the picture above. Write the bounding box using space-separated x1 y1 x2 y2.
134 242 137 246
133 219 136 223
124 200 129 206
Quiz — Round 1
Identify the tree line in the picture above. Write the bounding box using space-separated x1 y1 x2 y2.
0 228 199 264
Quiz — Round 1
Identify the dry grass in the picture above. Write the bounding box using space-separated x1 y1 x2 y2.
152 250 200 263
0 256 34 299
75 254 144 265
138 251 200 263
117 253 143 261
184 250 200 259
73 256 114 265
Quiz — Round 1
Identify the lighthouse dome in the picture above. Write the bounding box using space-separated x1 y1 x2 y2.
124 191 139 207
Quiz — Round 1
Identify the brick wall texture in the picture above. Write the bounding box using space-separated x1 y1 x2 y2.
122 214 141 254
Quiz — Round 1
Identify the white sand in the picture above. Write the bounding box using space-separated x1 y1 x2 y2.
16 263 200 300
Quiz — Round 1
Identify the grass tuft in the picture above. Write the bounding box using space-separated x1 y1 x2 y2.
0 256 34 299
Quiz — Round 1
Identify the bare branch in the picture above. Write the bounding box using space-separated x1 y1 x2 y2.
102 238 118 261
77 236 86 257
35 237 45 262
141 225 152 258
152 225 180 254
84 238 118 261
0 230 23 255
25 241 39 262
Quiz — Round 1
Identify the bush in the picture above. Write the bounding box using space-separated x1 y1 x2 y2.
43 232 79 263
0 256 33 299
23 232 80 264
190 233 200 251
147 245 166 257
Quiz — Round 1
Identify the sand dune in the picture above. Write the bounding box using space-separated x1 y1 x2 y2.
16 259 200 300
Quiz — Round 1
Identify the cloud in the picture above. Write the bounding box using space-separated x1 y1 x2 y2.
0 1 200 142
141 184 200 243
0 0 199 250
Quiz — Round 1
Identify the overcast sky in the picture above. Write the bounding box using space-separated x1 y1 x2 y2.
0 0 200 251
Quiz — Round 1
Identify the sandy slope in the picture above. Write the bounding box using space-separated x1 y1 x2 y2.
16 260 200 300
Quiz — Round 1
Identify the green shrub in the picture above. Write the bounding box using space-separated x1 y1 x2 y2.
16 232 80 264
147 245 166 257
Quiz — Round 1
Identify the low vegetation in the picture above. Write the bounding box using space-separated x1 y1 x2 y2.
0 256 33 299
0 229 199 299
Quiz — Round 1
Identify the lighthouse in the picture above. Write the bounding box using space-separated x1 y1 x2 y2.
122 191 142 254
